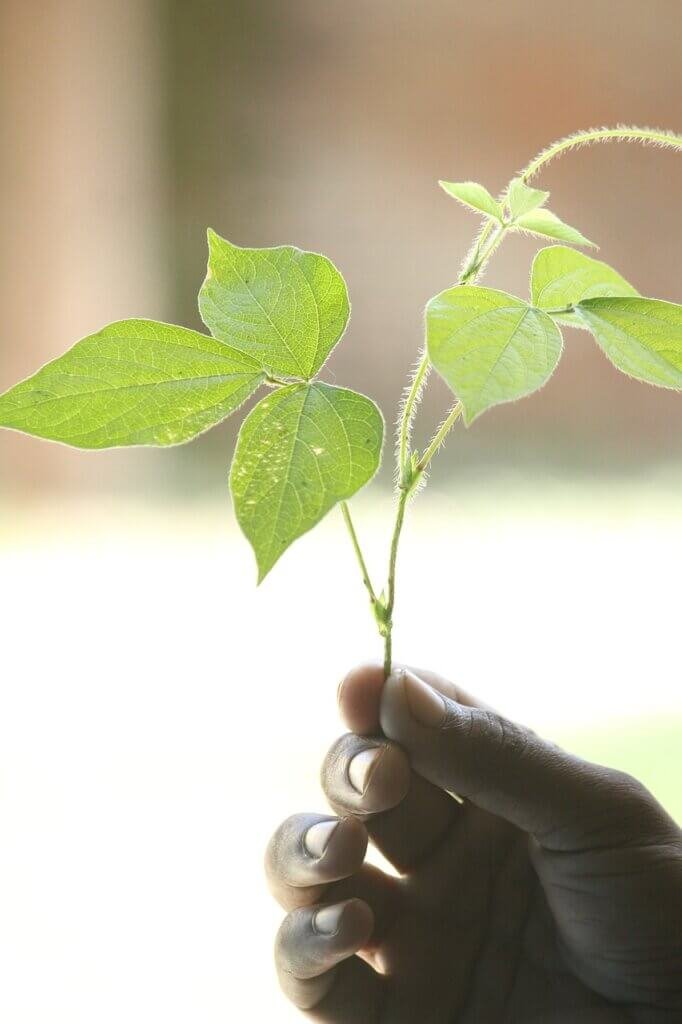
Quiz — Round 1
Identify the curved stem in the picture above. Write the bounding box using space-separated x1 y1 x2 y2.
520 126 682 183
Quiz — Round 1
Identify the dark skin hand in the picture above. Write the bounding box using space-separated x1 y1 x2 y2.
266 666 682 1023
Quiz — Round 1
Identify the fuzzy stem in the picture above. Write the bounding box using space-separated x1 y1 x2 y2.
398 353 430 483
418 401 464 472
520 126 682 184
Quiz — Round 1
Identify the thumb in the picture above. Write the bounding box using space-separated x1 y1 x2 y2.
379 669 671 852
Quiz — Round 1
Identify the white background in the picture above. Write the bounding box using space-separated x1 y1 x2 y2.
1 486 680 1021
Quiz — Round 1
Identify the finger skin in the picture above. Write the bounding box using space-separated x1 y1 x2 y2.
320 735 463 871
275 898 376 1011
379 668 678 851
321 734 411 817
266 814 368 909
338 662 487 736
330 669 465 870
265 812 403 942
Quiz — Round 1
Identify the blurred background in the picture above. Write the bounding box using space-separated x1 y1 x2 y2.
0 2 680 1020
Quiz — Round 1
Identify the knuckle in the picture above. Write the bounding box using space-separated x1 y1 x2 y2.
459 706 533 760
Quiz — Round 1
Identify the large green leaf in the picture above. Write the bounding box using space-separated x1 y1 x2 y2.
199 230 350 380
438 181 502 221
231 382 384 580
0 319 264 448
575 297 682 389
514 208 595 248
426 286 563 424
531 246 638 328
507 177 549 218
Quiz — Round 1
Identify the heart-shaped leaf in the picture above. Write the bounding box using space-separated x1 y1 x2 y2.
199 230 350 380
0 319 265 448
427 286 563 424
231 382 384 581
575 297 682 389
438 181 503 221
531 247 638 328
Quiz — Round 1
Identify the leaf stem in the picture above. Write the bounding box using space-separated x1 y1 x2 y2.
544 305 575 316
418 401 464 471
341 501 378 606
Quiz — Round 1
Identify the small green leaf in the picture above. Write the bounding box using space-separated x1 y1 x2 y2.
199 230 350 380
0 319 265 448
426 286 563 424
438 181 503 221
575 297 682 389
507 177 549 218
230 382 384 581
514 209 595 248
531 246 639 328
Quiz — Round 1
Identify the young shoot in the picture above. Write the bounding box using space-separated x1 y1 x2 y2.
1 127 681 677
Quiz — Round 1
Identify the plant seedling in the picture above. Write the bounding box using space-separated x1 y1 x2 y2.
1 127 681 675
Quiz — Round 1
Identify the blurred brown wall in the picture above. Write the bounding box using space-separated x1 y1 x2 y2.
1 0 680 497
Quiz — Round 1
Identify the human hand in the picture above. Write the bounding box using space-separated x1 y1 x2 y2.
266 665 682 1023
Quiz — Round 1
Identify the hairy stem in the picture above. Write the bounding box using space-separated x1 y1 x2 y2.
520 126 682 184
418 401 464 472
398 352 430 482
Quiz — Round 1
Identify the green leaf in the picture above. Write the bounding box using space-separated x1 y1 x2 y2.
426 286 563 424
575 297 682 389
199 230 350 380
507 177 549 218
531 246 639 328
230 382 384 581
514 208 595 248
0 319 265 449
438 181 502 221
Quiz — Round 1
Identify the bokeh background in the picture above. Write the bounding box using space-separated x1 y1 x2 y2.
0 2 680 1020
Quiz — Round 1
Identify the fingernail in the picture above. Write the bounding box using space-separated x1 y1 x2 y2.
401 670 446 727
313 902 346 935
348 747 383 794
304 819 339 858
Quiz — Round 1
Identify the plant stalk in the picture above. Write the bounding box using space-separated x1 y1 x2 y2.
382 485 409 677
346 125 682 679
